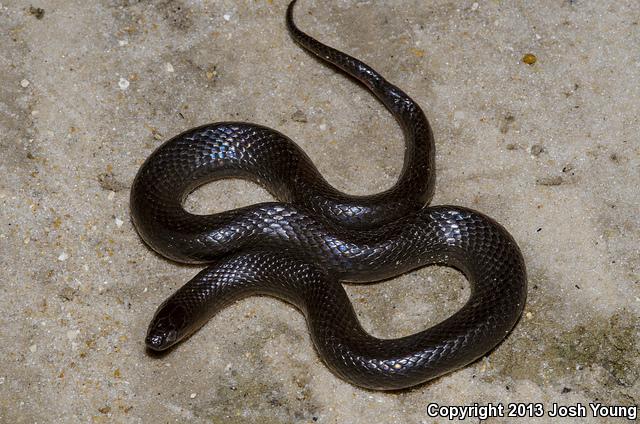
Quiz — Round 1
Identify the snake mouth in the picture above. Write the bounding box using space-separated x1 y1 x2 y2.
145 329 178 351
145 302 189 351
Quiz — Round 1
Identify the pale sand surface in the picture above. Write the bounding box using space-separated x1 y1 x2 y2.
0 1 638 422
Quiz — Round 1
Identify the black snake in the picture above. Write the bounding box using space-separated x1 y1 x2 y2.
130 0 527 390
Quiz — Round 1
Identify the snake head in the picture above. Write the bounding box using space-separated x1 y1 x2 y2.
145 302 189 351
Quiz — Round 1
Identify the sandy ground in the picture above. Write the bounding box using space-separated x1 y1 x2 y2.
1 0 638 422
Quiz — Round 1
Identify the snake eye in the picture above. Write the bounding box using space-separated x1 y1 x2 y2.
170 305 188 331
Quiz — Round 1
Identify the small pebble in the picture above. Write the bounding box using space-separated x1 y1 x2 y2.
20 79 30 88
223 13 232 21
471 2 479 11
58 252 69 261
291 110 308 123
319 123 327 131
530 144 544 156
118 39 128 46
190 393 197 399
118 77 130 90
165 62 174 73
29 344 37 353
59 286 77 301
28 6 45 19
536 176 563 186
522 53 537 65
115 217 124 227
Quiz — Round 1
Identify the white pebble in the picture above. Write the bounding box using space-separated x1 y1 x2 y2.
190 393 197 399
118 39 128 46
108 191 116 200
165 62 174 73
29 344 37 353
471 2 479 11
223 13 232 21
118 77 130 90
20 79 30 88
58 252 69 261
453 111 465 128
319 123 327 131
115 217 124 227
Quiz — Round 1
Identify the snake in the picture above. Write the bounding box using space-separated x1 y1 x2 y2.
130 0 527 390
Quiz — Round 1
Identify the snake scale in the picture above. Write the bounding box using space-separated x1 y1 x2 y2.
130 0 527 390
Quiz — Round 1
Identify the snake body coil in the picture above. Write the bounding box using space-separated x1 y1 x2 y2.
130 0 527 390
